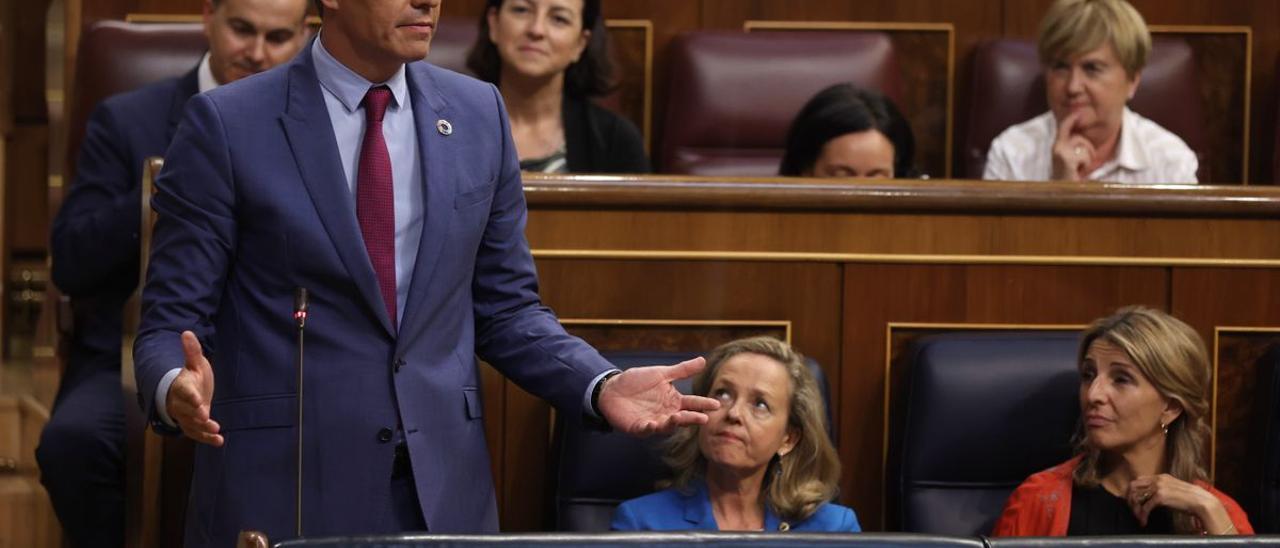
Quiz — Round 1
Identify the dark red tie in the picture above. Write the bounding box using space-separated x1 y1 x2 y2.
357 86 397 328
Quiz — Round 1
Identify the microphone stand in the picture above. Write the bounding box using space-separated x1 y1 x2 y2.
293 288 309 538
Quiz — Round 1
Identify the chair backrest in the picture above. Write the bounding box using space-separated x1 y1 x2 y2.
886 331 1082 536
1248 344 1280 533
67 21 207 188
660 31 903 176
962 37 1206 180
428 16 479 76
551 349 833 532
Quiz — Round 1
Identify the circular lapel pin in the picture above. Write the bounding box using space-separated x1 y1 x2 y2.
436 119 453 136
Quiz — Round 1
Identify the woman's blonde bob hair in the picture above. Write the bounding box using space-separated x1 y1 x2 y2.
1038 0 1152 77
659 336 841 522
1072 306 1211 532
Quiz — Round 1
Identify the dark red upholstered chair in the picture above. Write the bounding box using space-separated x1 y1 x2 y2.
660 31 903 176
428 16 479 75
66 21 207 189
962 36 1206 181
67 20 208 548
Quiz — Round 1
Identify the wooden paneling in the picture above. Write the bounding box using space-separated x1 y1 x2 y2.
1211 329 1280 508
1155 30 1250 184
521 177 1280 261
4 126 48 254
1171 267 1280 501
585 0 701 156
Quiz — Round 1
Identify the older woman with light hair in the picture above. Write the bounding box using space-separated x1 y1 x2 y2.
611 337 857 532
983 0 1198 183
994 307 1253 536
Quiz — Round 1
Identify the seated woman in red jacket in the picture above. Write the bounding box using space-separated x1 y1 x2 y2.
994 306 1252 536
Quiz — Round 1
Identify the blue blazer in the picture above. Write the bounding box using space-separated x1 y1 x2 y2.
133 39 612 546
611 481 861 533
52 68 198 380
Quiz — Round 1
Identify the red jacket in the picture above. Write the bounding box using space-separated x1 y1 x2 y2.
992 456 1254 536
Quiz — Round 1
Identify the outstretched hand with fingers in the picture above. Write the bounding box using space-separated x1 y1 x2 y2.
166 331 223 447
598 357 721 436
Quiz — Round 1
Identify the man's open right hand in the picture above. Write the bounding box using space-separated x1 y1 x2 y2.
166 330 223 447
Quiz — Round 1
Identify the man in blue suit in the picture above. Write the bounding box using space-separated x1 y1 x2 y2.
133 0 718 545
40 1 308 545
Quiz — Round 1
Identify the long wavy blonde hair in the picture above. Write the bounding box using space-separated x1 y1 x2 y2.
1072 306 1211 533
659 336 841 522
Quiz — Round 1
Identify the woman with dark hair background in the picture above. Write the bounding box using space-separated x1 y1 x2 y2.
466 0 648 173
778 83 917 178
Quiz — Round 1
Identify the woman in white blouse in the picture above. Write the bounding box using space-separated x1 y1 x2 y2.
983 0 1198 184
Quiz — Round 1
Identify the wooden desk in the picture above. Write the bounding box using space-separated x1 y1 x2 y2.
485 175 1280 531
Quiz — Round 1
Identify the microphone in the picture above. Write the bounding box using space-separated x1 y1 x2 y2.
293 287 309 537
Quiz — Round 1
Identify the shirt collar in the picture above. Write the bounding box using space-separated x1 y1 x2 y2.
311 32 409 114
1112 106 1148 172
197 51 219 93
682 478 788 531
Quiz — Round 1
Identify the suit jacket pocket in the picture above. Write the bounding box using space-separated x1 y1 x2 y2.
463 388 483 420
212 393 296 432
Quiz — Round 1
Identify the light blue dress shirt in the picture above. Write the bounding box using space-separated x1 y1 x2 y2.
311 34 424 322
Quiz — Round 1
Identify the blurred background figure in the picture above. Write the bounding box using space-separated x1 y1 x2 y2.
778 83 916 179
611 337 858 532
983 0 1197 183
467 0 648 173
993 307 1252 536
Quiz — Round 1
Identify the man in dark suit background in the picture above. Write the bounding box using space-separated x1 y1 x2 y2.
136 0 719 545
38 1 309 545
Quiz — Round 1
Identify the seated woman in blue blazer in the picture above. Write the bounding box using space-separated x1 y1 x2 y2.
611 337 859 532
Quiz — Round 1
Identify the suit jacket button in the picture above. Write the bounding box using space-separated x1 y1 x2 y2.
377 428 394 443
393 357 406 373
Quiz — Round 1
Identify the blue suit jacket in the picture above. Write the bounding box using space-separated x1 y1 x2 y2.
610 481 861 533
52 68 198 381
133 40 612 546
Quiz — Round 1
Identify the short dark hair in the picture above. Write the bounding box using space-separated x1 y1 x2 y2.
312 0 322 18
777 83 917 178
465 0 614 97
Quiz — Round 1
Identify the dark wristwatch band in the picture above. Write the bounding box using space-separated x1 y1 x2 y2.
591 369 623 417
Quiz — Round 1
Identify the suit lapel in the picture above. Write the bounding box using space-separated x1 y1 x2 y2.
397 63 455 337
279 43 395 336
684 481 716 529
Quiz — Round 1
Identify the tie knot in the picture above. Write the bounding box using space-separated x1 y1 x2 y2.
363 86 393 124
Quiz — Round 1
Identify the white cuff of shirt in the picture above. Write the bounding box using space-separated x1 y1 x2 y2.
155 367 182 427
582 368 620 419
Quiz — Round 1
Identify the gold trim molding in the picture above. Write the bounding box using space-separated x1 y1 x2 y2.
560 318 793 345
532 249 1280 269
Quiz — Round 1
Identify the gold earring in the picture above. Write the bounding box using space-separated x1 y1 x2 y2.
1160 421 1169 435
